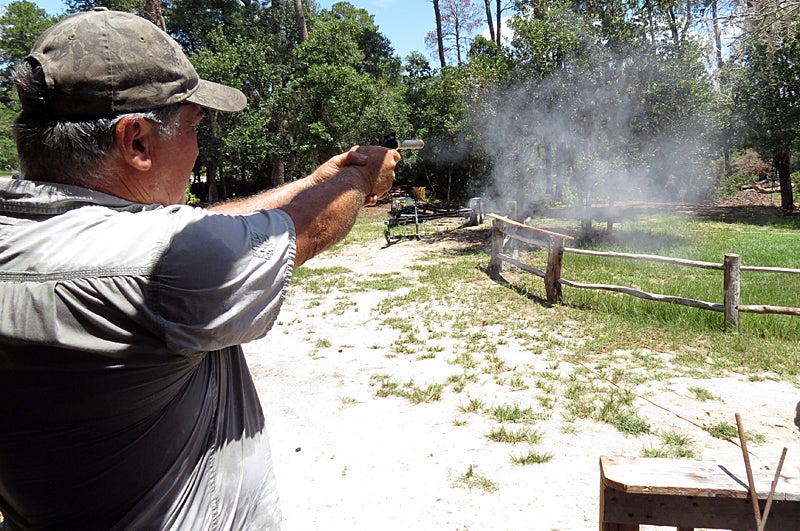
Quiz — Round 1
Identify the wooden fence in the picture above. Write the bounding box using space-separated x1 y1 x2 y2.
486 214 800 331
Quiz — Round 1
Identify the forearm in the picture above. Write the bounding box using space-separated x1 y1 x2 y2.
279 167 370 266
206 147 398 268
207 177 315 215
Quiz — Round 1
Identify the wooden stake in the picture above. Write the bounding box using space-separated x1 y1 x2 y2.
735 412 763 531
761 447 788 530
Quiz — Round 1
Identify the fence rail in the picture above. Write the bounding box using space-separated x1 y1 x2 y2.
486 214 800 331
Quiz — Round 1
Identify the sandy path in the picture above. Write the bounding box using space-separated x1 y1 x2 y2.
243 212 800 530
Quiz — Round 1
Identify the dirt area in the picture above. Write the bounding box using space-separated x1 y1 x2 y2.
243 198 800 530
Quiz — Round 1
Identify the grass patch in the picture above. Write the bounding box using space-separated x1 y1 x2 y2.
459 396 485 413
512 212 800 375
511 449 554 465
688 386 720 402
291 266 350 293
452 464 498 493
491 403 541 423
642 430 696 458
354 273 413 291
702 421 765 444
369 374 443 403
486 425 543 445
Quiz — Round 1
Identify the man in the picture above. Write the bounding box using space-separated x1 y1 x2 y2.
0 8 399 530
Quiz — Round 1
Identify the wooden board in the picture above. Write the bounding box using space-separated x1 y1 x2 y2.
600 456 800 531
601 456 800 501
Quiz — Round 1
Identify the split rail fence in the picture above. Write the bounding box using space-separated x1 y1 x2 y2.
486 214 800 331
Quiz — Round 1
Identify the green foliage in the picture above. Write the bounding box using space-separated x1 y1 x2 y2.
0 0 792 208
729 20 800 155
290 3 409 165
0 1 57 107
66 0 144 14
0 104 19 171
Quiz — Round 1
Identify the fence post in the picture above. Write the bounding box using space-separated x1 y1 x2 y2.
724 253 741 332
488 219 504 280
545 236 564 304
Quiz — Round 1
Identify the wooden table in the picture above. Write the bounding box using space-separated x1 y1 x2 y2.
600 455 800 530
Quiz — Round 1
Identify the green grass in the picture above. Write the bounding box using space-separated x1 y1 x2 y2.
368 374 443 403
452 464 499 493
688 386 720 402
512 212 800 375
511 449 554 465
642 430 696 458
702 421 766 444
292 207 800 450
290 265 351 293
491 403 544 423
486 425 543 444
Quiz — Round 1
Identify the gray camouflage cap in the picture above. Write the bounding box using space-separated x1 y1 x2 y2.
19 7 246 119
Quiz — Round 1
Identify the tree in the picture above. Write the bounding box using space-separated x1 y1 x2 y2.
0 1 57 170
290 2 408 166
144 0 165 29
66 0 144 14
483 0 494 43
293 0 308 42
725 0 800 210
163 0 250 53
429 0 447 68
0 0 56 104
425 0 484 66
730 27 800 209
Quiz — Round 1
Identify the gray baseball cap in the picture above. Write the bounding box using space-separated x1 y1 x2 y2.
19 7 246 119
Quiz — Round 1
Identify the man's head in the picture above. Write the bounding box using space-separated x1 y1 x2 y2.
13 8 246 202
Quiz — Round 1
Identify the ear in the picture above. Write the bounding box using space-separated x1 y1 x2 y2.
115 115 156 172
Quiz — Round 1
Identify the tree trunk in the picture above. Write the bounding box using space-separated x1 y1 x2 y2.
483 0 495 43
144 0 165 30
711 0 723 69
454 19 462 65
495 0 502 46
206 164 218 204
293 0 308 43
774 151 794 210
270 157 285 189
544 142 553 196
433 0 446 67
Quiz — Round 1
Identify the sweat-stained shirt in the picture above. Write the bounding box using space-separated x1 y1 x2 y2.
0 176 295 530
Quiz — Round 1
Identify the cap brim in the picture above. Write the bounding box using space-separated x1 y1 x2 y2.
186 79 247 113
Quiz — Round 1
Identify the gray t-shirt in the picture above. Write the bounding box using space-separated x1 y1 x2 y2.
0 177 294 530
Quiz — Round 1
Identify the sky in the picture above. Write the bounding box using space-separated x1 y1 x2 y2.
315 0 434 61
19 0 437 62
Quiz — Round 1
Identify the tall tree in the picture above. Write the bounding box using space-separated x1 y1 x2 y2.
727 0 800 209
144 0 165 29
0 1 56 105
425 0 483 66
730 28 800 209
430 0 447 67
163 0 248 53
293 0 308 42
483 0 494 43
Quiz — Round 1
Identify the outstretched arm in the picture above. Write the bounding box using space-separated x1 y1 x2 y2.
209 146 399 267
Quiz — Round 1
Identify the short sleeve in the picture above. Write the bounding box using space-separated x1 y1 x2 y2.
150 207 296 354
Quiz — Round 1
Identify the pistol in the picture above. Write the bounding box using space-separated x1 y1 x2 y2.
379 131 424 150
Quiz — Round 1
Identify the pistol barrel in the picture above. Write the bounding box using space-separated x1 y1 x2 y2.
397 139 425 150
